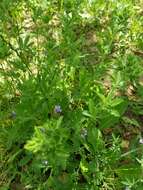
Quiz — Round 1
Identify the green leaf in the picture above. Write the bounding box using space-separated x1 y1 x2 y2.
110 98 124 107
122 117 140 127
56 116 63 128
100 113 118 129
80 160 88 173
82 110 93 118
18 153 33 166
88 99 96 119
110 109 120 117
24 35 30 47
96 90 106 105
87 127 103 151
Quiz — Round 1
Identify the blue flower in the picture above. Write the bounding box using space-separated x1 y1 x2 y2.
11 111 16 119
54 105 62 113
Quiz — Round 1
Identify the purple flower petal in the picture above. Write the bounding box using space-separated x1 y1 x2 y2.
54 105 62 113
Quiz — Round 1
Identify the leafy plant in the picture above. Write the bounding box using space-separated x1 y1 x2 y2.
1 0 143 189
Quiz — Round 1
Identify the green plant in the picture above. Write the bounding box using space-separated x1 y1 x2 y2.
1 0 143 189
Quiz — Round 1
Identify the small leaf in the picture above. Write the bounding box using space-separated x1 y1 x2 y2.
56 116 63 128
122 117 140 127
24 35 30 47
88 99 97 119
110 98 124 107
80 160 88 173
82 110 93 118
110 109 120 117
88 127 103 150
